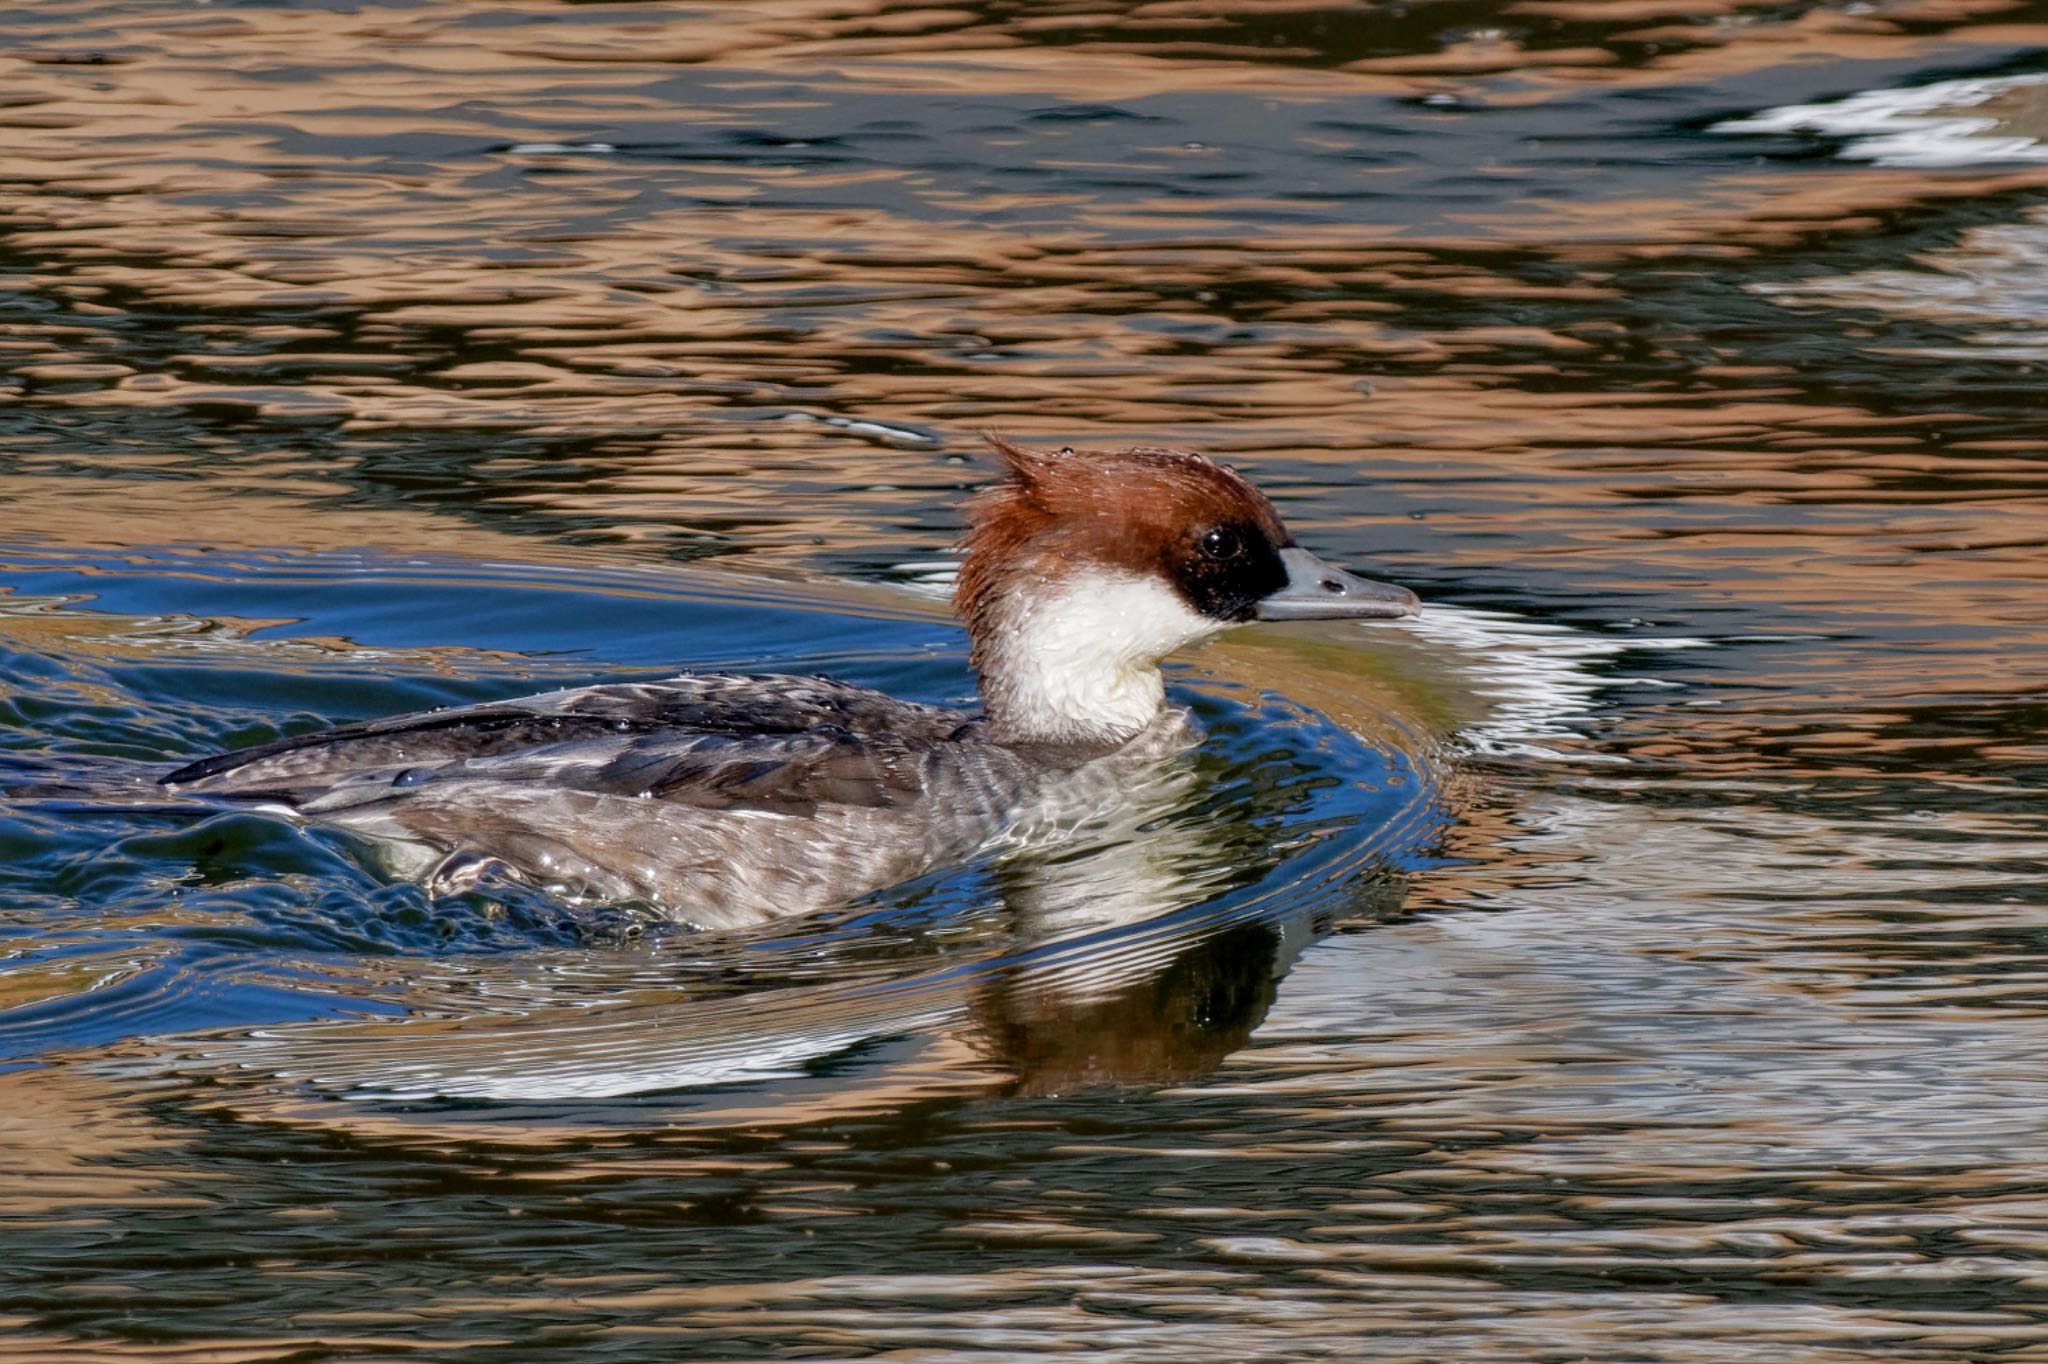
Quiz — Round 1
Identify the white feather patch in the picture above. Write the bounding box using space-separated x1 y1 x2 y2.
981 571 1222 742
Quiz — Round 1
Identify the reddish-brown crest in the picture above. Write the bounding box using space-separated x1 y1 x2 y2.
956 434 1294 653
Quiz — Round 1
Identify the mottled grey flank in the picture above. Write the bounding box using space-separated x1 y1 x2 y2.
162 674 1195 927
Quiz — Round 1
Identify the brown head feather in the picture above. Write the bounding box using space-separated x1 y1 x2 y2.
956 435 1297 699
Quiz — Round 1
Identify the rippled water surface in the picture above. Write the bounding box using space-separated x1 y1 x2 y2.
6 1 2048 1359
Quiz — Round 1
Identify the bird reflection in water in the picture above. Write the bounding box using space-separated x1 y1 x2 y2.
967 769 1411 1097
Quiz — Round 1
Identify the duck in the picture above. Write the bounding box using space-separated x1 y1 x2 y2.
161 436 1420 926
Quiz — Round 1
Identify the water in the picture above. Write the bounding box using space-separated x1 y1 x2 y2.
5 1 2048 1358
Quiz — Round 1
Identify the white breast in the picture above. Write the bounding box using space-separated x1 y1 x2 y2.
980 571 1222 743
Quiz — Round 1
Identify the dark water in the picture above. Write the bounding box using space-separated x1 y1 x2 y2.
6 1 2048 1358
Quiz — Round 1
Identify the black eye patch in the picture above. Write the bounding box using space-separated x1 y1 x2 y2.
1176 523 1288 622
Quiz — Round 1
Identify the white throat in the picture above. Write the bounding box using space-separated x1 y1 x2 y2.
976 570 1223 745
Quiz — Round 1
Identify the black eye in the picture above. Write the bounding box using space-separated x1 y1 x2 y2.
1200 526 1244 561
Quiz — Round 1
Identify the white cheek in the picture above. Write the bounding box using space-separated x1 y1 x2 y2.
1030 574 1221 668
990 572 1223 740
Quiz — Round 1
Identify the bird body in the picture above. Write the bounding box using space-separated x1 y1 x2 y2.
164 437 1418 924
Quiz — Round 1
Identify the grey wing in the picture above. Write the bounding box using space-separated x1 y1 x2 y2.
459 724 940 815
161 673 975 813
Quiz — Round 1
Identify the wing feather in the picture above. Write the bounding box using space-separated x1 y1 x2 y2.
163 673 971 814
